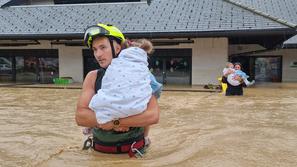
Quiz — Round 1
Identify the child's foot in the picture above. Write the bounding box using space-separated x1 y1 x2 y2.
144 136 151 148
82 128 92 135
247 80 255 86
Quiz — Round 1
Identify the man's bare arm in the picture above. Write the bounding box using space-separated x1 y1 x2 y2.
75 70 98 127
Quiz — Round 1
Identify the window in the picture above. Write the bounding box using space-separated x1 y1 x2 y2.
0 50 58 84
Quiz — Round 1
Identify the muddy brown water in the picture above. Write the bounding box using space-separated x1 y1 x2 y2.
0 84 297 167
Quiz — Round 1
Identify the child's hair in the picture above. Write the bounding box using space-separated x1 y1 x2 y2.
226 62 233 68
123 39 154 54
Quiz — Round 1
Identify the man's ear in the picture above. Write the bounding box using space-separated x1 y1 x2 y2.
114 42 122 55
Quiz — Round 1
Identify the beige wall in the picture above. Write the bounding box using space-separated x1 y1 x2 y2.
192 38 228 85
57 45 84 82
282 49 297 82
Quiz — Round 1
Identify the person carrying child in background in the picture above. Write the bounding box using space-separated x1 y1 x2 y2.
223 62 255 87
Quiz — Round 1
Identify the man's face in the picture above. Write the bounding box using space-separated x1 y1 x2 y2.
92 37 120 68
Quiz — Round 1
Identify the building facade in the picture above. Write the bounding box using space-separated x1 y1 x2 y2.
0 0 296 85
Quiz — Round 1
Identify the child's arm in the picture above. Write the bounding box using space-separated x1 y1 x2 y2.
149 73 163 99
223 68 234 77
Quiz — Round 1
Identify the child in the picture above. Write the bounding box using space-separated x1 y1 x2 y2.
86 39 162 147
223 62 235 77
223 62 255 86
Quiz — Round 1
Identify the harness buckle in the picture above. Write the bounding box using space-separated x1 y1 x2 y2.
130 141 144 158
82 136 93 150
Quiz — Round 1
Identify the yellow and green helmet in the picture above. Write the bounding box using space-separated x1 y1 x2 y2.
84 23 125 48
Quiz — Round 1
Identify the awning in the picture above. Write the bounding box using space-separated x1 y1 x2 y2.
283 35 297 49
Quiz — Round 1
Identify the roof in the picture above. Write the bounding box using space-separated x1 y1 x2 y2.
0 0 11 6
0 0 296 47
0 0 22 8
230 0 297 47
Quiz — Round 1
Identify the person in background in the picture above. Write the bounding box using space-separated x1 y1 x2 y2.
222 62 247 96
223 62 255 87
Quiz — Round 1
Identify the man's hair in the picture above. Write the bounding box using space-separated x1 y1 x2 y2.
234 62 242 67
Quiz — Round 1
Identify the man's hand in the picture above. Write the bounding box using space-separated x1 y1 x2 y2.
113 126 130 132
98 121 114 131
234 75 243 82
98 121 130 132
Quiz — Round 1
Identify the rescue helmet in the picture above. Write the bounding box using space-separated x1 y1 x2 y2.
84 23 125 48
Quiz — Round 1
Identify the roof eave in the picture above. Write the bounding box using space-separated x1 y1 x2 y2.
126 28 296 38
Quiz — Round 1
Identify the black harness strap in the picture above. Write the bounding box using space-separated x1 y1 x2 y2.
109 38 117 58
95 68 105 92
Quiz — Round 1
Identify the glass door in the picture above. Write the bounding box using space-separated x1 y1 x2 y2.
165 57 190 85
149 57 164 83
38 57 59 83
149 49 192 85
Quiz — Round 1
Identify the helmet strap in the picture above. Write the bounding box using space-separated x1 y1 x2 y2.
109 38 117 58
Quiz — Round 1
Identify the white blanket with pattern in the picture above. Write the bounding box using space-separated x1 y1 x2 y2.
89 47 152 124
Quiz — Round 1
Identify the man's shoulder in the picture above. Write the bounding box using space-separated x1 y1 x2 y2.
86 70 98 78
85 69 105 82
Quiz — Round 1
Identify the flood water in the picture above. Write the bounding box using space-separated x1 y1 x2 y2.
0 84 297 167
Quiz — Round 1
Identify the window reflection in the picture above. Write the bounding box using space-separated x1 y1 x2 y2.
149 49 192 85
39 58 59 83
16 56 38 83
255 57 281 82
0 57 13 82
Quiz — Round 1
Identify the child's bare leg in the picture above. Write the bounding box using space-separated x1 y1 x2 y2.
144 126 151 146
243 78 255 86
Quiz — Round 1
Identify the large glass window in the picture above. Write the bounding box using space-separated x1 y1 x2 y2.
149 49 192 85
0 50 58 84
